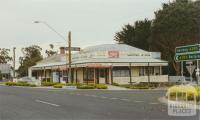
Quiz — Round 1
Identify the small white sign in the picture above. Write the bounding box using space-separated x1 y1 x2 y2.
64 86 77 89
186 65 196 75
168 87 197 116
168 101 196 116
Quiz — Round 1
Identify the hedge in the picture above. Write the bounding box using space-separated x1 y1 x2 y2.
166 85 199 101
95 84 107 89
77 84 95 89
5 82 36 87
53 84 63 88
41 82 57 86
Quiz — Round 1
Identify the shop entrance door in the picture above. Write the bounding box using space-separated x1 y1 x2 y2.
97 69 109 84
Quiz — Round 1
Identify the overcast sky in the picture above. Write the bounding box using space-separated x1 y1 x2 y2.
0 0 169 66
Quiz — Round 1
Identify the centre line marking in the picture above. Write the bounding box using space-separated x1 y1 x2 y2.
149 102 159 105
120 99 130 101
110 98 119 100
135 101 144 103
35 100 60 107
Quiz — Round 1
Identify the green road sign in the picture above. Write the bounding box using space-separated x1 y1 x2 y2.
175 52 200 61
176 44 200 54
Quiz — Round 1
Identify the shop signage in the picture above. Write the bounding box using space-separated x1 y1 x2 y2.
175 44 200 61
175 52 200 61
108 51 119 58
86 63 111 68
176 44 200 54
65 47 81 51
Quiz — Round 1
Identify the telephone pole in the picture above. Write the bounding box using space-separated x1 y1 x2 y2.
68 31 72 83
13 47 16 79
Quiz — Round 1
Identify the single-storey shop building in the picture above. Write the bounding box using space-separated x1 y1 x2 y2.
29 44 168 84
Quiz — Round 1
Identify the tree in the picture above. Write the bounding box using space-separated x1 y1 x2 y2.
151 0 200 75
45 44 57 57
18 45 43 77
0 48 12 64
114 19 152 51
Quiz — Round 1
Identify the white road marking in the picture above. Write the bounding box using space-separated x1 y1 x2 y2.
120 98 130 101
76 93 81 95
110 98 119 100
135 101 144 103
35 100 60 107
149 102 159 105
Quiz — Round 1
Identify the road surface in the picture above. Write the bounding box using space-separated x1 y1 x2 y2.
0 86 199 120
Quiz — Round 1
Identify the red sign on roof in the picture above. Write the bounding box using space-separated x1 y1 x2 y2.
108 51 119 58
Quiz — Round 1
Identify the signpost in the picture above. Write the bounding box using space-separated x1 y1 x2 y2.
175 44 200 84
176 44 200 54
65 47 80 51
175 53 200 61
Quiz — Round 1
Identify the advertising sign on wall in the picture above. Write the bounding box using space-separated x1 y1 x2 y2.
108 51 119 58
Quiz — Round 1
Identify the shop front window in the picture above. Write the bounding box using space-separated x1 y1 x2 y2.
83 68 94 81
112 67 130 77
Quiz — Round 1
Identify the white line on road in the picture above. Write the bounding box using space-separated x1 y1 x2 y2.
110 98 119 100
149 102 159 105
120 98 130 101
135 101 144 103
35 100 60 107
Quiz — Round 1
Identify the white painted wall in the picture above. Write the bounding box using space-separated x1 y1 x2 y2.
113 75 168 84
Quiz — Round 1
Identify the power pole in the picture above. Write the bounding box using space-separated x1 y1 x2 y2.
13 47 16 79
68 31 72 83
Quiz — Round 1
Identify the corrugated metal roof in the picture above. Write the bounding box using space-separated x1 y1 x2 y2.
81 44 147 53
31 44 168 68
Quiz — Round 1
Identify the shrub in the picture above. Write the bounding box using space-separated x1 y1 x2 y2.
77 84 95 89
17 82 30 86
112 82 119 86
41 82 57 86
53 84 63 88
66 83 78 86
30 84 37 87
166 86 198 101
95 84 107 89
129 86 149 89
5 82 36 87
5 82 17 86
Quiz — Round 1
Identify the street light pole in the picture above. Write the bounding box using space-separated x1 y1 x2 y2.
34 21 72 84
13 47 16 79
68 32 72 83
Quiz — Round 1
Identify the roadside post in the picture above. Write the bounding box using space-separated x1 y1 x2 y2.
186 61 195 82
175 44 200 85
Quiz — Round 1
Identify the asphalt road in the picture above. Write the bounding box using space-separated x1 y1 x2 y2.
0 85 199 120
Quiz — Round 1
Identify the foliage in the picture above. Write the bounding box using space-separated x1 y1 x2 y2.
5 82 36 87
114 19 152 51
151 0 200 75
17 45 43 77
166 85 199 101
66 83 79 86
45 44 57 57
77 84 96 89
53 84 63 88
112 82 119 86
41 82 57 86
114 0 200 75
95 84 108 89
0 48 12 63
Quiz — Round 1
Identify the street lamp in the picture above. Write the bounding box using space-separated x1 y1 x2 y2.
13 47 16 79
34 21 72 83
